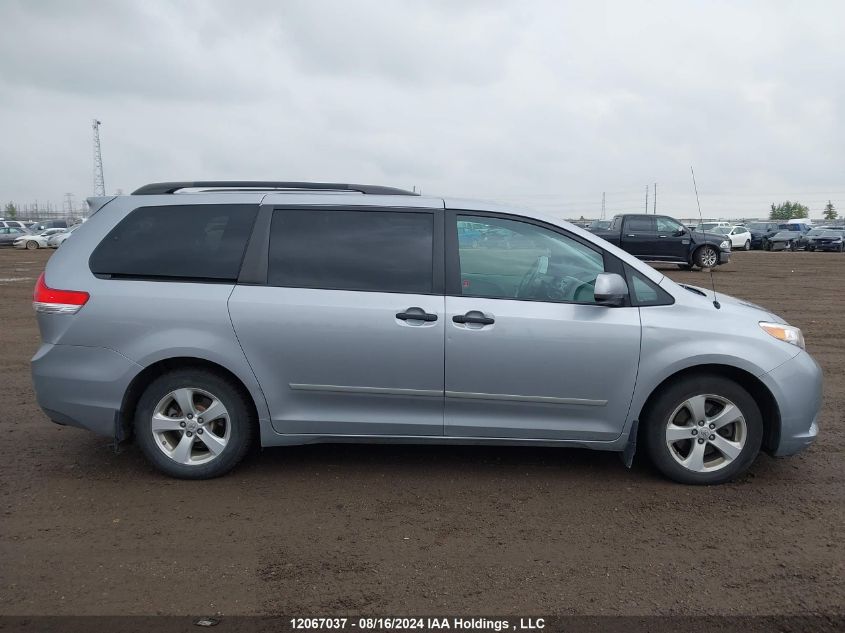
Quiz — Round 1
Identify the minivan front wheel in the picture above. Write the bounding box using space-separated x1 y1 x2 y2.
643 375 763 485
134 369 254 479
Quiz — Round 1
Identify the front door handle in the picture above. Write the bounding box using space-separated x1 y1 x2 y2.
453 313 495 325
396 308 438 322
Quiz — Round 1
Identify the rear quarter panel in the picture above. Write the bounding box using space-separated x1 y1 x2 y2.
36 194 272 426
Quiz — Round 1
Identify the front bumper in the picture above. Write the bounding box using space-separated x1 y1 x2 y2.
719 248 731 264
31 343 142 437
760 350 823 457
811 242 843 251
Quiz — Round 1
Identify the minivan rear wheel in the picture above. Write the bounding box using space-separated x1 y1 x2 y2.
134 369 254 479
643 375 763 485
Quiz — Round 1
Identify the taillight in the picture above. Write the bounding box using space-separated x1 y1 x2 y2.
33 273 89 314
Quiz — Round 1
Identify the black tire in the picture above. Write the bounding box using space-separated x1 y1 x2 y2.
807 245 814 252
765 240 772 251
642 374 763 485
694 245 718 268
26 240 38 250
744 240 751 251
789 241 797 252
134 368 255 479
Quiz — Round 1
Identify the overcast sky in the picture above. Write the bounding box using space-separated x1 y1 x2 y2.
1 0 843 219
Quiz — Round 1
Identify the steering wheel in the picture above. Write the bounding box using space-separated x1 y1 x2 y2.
549 275 596 302
516 256 545 299
566 277 596 302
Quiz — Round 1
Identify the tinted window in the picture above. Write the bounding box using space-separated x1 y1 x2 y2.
268 209 433 293
456 215 605 303
626 216 655 232
90 204 258 280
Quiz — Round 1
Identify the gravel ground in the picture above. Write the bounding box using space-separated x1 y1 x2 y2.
0 247 842 617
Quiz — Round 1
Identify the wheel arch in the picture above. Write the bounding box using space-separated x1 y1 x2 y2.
118 356 261 442
691 243 718 267
635 364 781 454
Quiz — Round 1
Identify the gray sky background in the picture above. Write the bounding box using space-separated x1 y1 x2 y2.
1 0 843 219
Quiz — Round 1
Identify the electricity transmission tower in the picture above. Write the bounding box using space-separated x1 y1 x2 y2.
92 119 105 196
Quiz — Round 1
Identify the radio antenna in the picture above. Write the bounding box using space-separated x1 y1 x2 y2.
690 166 720 309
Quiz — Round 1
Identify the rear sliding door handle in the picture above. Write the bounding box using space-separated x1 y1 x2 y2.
453 313 495 325
396 309 438 322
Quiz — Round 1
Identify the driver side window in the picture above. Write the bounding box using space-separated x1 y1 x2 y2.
656 217 683 234
456 215 605 304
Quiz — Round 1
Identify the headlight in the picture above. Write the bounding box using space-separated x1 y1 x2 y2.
759 322 805 349
720 240 730 250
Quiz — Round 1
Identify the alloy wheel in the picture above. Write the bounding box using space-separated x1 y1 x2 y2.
665 394 747 473
151 387 231 465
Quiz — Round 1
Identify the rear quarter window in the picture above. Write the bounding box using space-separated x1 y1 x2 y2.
90 204 258 280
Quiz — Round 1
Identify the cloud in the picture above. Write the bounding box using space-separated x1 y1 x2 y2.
1 0 843 218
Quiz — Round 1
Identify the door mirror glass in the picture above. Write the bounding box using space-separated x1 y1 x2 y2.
594 273 629 306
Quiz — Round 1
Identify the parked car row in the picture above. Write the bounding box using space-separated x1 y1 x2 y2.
765 228 845 252
0 224 82 249
587 216 843 259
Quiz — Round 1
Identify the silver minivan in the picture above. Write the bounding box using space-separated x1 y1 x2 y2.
31 182 822 484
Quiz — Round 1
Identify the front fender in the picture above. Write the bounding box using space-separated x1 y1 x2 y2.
623 304 799 437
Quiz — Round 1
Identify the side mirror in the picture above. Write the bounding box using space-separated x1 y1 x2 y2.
594 273 629 307
674 229 686 236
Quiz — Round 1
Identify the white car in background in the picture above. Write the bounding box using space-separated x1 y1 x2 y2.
726 225 752 250
47 224 80 248
13 228 66 250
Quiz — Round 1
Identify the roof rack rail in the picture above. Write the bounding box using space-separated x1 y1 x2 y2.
131 181 419 196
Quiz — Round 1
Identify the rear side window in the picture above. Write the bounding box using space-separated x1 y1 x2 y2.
626 216 656 232
268 209 433 293
90 205 258 280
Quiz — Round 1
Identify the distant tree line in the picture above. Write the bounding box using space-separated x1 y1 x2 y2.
768 200 838 221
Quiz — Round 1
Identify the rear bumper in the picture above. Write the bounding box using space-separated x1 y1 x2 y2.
31 343 142 437
760 350 823 457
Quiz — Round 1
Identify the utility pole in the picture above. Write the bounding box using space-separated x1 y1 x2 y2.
92 119 105 196
645 185 649 214
601 191 606 219
64 192 75 216
653 182 657 214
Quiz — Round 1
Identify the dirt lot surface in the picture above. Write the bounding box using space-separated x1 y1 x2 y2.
0 247 843 617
